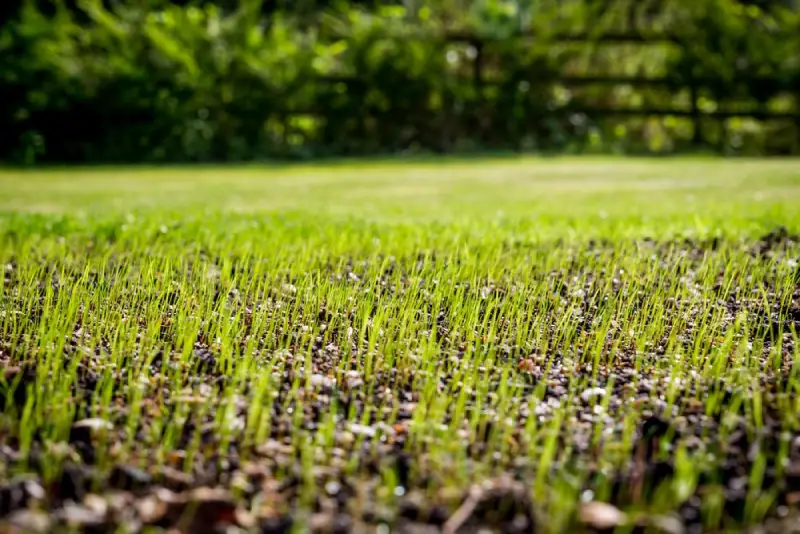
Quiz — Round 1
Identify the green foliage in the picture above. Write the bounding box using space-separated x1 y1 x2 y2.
670 0 800 100
0 0 798 163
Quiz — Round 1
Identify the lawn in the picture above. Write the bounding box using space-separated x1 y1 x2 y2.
1 158 799 533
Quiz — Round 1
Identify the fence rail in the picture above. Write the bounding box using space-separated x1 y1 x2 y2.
311 73 800 120
442 30 682 44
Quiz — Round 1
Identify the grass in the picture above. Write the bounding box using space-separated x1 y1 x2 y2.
0 157 799 533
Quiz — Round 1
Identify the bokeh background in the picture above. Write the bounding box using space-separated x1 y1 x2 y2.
1 0 799 165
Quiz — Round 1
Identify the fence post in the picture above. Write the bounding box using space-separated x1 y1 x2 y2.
796 92 800 154
472 37 485 145
690 79 702 147
472 39 484 96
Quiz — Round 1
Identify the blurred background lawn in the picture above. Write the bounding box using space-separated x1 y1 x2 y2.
2 158 799 238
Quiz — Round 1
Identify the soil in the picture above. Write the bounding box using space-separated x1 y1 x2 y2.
1 230 799 533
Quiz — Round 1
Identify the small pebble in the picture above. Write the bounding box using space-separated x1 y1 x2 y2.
579 501 625 529
580 387 606 402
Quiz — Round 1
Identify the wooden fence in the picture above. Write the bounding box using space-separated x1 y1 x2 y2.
292 29 800 152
